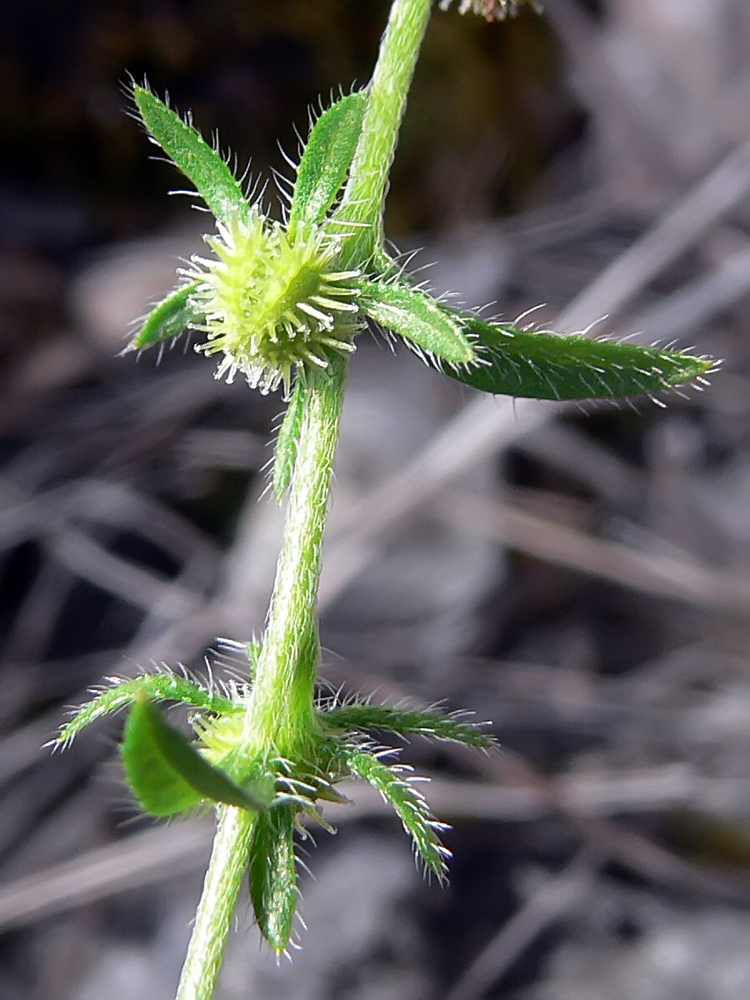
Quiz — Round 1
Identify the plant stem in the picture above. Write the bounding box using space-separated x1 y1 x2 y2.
337 0 433 265
244 357 347 754
174 361 347 998
176 805 255 1000
174 2 435 993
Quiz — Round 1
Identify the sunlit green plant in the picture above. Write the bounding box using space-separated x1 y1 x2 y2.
54 0 714 997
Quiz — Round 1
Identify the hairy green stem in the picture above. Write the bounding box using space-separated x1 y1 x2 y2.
337 0 433 265
245 359 347 753
176 806 256 1000
173 1 434 994
173 362 347 999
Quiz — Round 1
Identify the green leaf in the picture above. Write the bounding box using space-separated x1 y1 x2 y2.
128 281 203 352
343 748 450 881
444 315 714 400
54 671 237 750
122 696 270 816
122 698 202 816
248 805 299 953
272 377 307 501
359 279 476 365
322 702 493 749
133 85 250 226
289 91 367 227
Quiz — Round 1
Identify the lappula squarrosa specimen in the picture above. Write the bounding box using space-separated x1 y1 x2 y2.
54 0 716 997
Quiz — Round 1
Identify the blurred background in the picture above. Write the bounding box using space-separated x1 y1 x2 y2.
3 0 750 997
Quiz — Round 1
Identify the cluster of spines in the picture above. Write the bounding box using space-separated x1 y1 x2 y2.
187 214 361 395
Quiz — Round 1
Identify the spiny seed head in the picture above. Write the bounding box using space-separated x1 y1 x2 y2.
438 0 542 19
188 210 362 395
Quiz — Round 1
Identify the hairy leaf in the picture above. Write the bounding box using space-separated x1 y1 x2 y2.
290 92 367 227
343 748 450 880
248 805 299 953
359 279 476 365
322 701 493 748
128 281 203 352
133 86 250 226
273 377 307 501
122 696 269 816
54 672 236 749
444 315 714 400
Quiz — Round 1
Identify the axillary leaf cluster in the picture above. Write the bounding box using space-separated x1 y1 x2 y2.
55 662 493 952
127 84 712 407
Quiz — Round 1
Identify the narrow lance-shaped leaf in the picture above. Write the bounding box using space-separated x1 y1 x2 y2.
55 671 236 749
443 314 714 401
133 86 250 226
122 696 271 817
343 748 450 881
272 377 307 501
128 280 204 352
289 91 367 228
359 279 476 365
322 701 494 749
248 805 299 953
